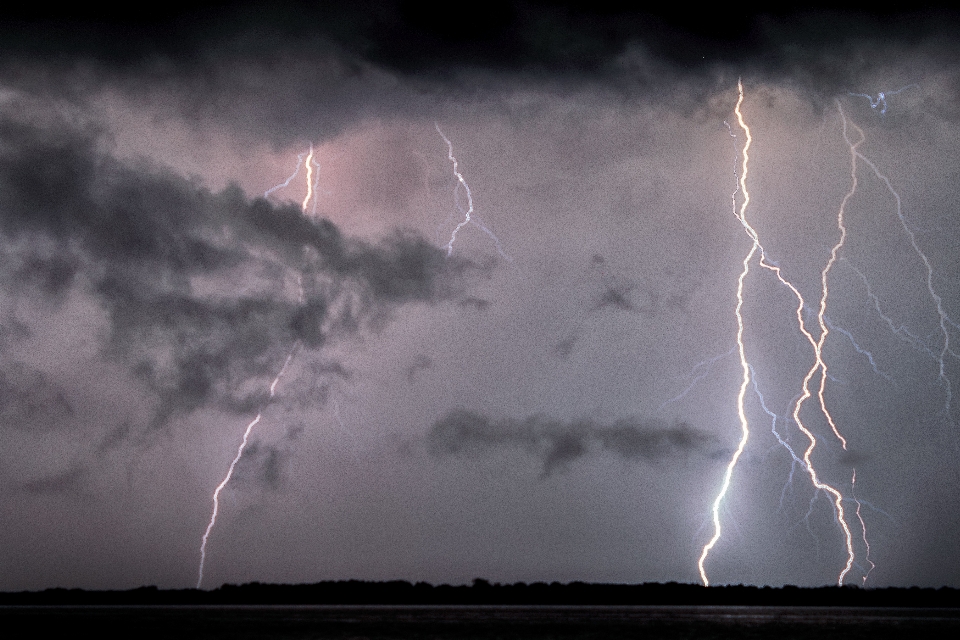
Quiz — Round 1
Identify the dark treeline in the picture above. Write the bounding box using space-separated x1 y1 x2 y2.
3 580 960 607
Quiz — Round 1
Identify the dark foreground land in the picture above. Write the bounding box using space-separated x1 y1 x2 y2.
3 604 960 639
3 582 960 639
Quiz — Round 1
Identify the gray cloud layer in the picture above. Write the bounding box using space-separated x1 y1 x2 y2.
0 111 481 434
428 409 713 476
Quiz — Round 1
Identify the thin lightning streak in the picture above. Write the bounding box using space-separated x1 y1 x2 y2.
822 316 895 384
264 151 307 199
197 150 318 589
197 346 299 588
848 85 918 116
658 346 737 411
851 468 875 585
435 123 511 261
840 104 956 427
843 258 936 358
699 79 754 587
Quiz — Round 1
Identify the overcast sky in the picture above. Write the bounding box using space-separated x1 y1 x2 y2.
2 3 960 590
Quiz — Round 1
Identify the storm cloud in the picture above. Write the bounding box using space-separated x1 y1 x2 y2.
0 111 480 430
2 5 960 592
428 409 713 476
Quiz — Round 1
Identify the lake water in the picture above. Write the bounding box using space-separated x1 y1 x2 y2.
4 604 959 638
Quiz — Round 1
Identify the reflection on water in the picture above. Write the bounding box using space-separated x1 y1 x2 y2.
3 605 960 638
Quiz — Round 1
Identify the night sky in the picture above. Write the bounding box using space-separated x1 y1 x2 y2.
2 3 960 591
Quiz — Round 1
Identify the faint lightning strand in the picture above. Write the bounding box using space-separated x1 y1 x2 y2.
823 316 894 384
851 468 875 585
265 151 308 199
848 84 918 116
843 258 937 358
699 79 755 586
435 123 511 261
841 107 955 426
658 346 737 411
197 346 299 588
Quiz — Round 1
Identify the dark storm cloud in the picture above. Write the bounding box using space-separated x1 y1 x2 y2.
0 113 479 429
6 4 958 78
406 355 433 382
5 5 959 150
458 296 491 311
593 282 634 312
0 362 73 431
234 425 304 491
553 331 579 359
19 466 87 495
427 408 712 476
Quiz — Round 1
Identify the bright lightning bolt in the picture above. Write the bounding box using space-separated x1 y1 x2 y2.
699 79 755 586
302 145 316 214
700 80 859 587
435 123 511 261
265 144 321 216
197 346 299 589
197 148 318 589
780 101 860 585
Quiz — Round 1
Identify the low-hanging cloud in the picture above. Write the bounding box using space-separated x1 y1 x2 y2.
427 408 713 476
0 111 483 433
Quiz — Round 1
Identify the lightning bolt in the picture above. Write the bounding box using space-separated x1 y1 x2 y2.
848 84 918 116
851 469 875 585
302 145 317 214
197 149 317 589
779 99 862 585
698 79 755 586
838 104 956 429
435 123 511 261
197 345 299 588
265 144 321 216
699 80 858 586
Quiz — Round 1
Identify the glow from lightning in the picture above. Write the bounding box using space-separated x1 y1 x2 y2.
435 123 511 261
197 346 299 588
